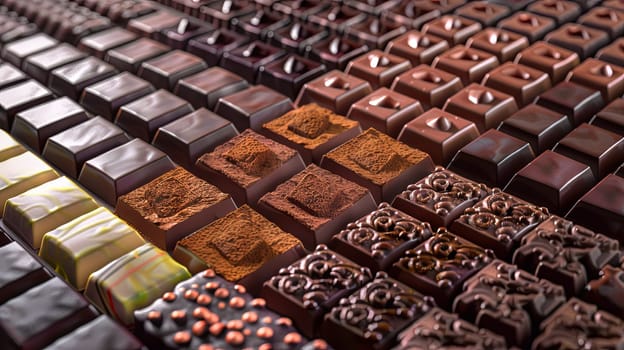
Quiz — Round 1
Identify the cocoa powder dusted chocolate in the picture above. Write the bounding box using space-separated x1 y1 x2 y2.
257 164 376 248
172 205 303 294
321 128 434 202
116 167 236 251
261 103 361 164
195 129 305 205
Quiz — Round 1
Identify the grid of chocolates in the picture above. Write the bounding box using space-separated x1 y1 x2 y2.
0 0 622 349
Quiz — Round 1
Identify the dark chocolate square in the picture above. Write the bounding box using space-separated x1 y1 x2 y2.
384 31 450 67
0 33 58 68
173 67 248 110
465 28 529 64
220 41 286 84
77 27 138 59
566 58 624 102
49 57 118 100
269 22 328 54
526 0 582 25
451 190 550 260
482 62 552 107
596 37 624 67
432 45 499 86
105 38 170 73
535 81 604 126
186 29 249 67
498 12 556 43
455 2 511 26
138 50 207 90
0 241 50 305
307 36 369 71
422 15 481 46
514 41 580 84
126 10 182 38
22 44 87 84
390 65 463 110
159 18 213 49
0 63 28 89
0 80 54 130
295 70 372 116
578 7 624 39
544 23 610 59
257 54 327 100
591 97 624 137
345 50 411 89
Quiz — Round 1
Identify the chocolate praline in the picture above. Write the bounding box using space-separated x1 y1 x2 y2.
498 104 572 154
422 15 481 46
447 129 535 189
596 37 624 67
199 0 255 28
497 12 556 43
261 245 373 337
186 29 249 67
451 189 550 260
306 36 369 71
220 41 286 84
591 97 624 137
257 54 327 100
482 62 552 106
396 109 479 166
330 203 433 272
268 22 328 54
233 9 290 41
158 18 213 49
566 58 624 102
138 50 207 90
391 65 463 110
257 164 376 248
527 0 582 25
453 260 566 348
544 23 610 60
295 70 373 116
465 27 529 63
432 45 499 86
307 5 367 34
347 88 423 138
585 265 624 320
578 6 624 39
390 228 494 309
344 16 407 50
455 1 511 26
505 150 595 215
442 83 518 132
514 41 580 84
105 37 170 73
321 128 435 203
345 50 412 89
384 31 449 67
513 216 620 296
535 81 604 126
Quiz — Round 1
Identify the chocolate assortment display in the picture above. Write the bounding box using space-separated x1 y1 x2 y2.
0 0 624 348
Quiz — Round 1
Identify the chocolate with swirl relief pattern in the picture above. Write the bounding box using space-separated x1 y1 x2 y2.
389 228 494 309
261 245 373 338
513 216 620 297
450 189 550 260
393 308 509 350
453 260 566 348
532 298 624 350
330 203 433 272
391 167 491 229
321 272 435 350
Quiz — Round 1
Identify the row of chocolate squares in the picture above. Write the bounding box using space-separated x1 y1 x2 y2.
2 132 623 344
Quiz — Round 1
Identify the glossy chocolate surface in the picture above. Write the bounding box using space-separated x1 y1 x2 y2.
498 12 556 43
127 10 182 38
527 0 582 24
0 277 96 350
566 174 624 243
344 16 406 50
200 0 255 28
186 29 249 67
381 1 440 29
390 228 494 309
269 21 328 53
482 62 552 106
533 299 624 350
345 50 411 89
159 18 213 49
77 27 138 58
307 36 369 71
432 46 499 86
174 67 248 110
105 37 170 73
215 85 293 132
153 108 238 169
591 97 624 137
0 241 50 305
395 308 508 349
262 245 373 337
465 28 529 63
49 56 117 100
578 6 624 39
321 128 434 203
596 37 624 67
391 65 463 110
505 150 595 215
514 216 620 296
454 260 565 348
296 70 372 115
257 54 327 100
11 97 88 153
80 72 155 120
0 79 54 130
397 109 478 166
448 129 535 189
0 33 58 68
498 104 572 154
220 41 286 84
515 41 580 84
455 1 510 26
536 81 604 126
545 23 610 59
384 31 449 67
330 203 433 272
22 44 87 84
43 116 129 178
347 88 423 138
46 315 143 350
0 63 28 90
79 138 176 206
234 9 290 41
308 5 367 33
566 58 624 102
321 272 433 350
442 83 518 132
554 123 624 179
138 50 206 90
261 103 361 165
422 15 481 46
116 89 194 142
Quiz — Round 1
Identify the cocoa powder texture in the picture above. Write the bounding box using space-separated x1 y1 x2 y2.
258 164 371 231
177 205 301 281
263 103 359 149
118 167 229 231
197 129 297 187
325 128 430 185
